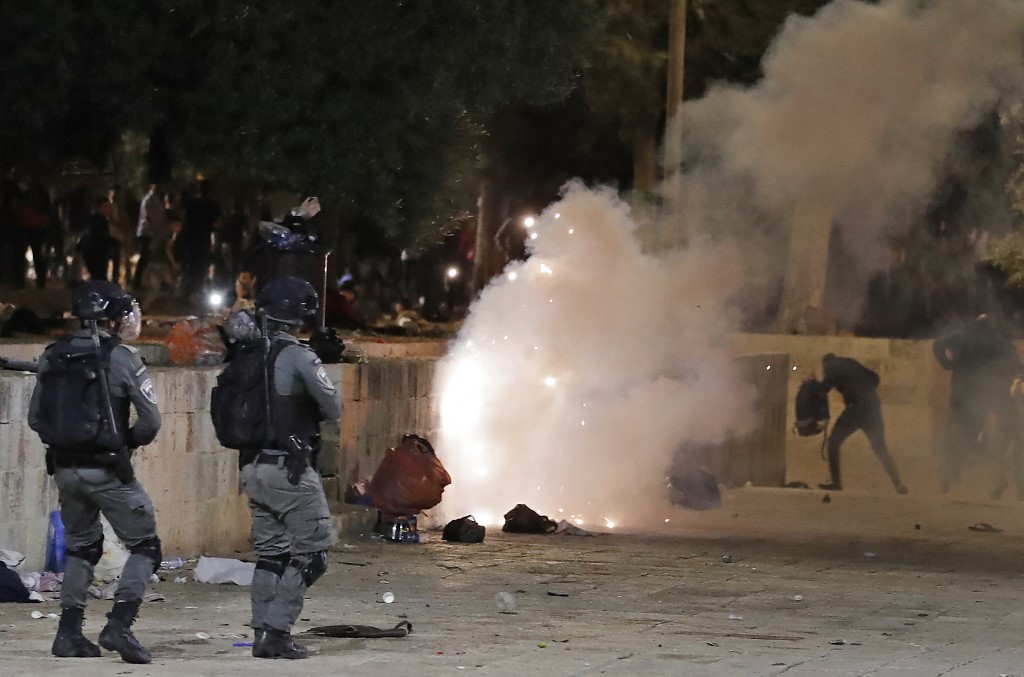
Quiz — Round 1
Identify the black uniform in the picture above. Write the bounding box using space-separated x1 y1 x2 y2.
933 318 1019 493
818 354 906 493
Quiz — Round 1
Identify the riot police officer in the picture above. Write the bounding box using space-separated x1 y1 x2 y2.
28 281 162 664
242 276 340 659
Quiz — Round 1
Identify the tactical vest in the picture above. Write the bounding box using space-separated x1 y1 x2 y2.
36 335 130 454
269 344 322 452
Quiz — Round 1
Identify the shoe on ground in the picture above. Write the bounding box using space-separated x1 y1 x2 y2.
52 607 101 658
99 620 151 664
253 626 309 659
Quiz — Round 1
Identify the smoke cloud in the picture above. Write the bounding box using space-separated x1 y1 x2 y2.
435 0 1024 525
436 184 755 527
675 0 1024 321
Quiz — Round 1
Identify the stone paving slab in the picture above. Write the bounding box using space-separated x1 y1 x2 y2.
3 487 1024 675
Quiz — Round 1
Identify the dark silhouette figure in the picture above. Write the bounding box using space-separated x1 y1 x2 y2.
933 314 1020 495
817 353 907 494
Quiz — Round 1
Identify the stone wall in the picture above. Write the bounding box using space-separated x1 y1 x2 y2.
0 356 438 571
729 334 953 495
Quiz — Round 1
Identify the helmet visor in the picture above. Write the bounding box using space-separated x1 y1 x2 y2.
119 300 142 340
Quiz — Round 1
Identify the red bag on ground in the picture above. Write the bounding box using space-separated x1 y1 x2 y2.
367 435 451 518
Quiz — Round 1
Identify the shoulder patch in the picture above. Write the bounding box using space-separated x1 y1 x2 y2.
140 378 158 405
134 364 146 377
315 365 336 391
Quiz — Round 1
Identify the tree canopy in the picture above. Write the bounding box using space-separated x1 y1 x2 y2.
0 1 598 248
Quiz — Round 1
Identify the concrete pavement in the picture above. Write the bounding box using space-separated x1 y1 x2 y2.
3 487 1024 676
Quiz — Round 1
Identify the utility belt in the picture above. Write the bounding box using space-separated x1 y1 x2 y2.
49 448 121 469
47 447 135 484
240 438 314 486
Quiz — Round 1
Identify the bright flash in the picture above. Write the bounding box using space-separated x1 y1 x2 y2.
530 232 538 240
568 228 574 234
208 292 224 307
475 466 487 477
447 266 459 279
543 376 557 388
554 213 561 219
507 271 518 281
539 264 553 275
605 519 616 529
574 519 583 526
664 518 671 523
523 216 536 228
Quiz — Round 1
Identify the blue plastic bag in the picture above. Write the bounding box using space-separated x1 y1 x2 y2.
45 510 66 573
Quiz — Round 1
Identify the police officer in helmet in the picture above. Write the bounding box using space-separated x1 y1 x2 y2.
243 275 340 659
28 281 162 663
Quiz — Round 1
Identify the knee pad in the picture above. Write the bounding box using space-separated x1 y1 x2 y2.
130 536 162 573
255 553 291 578
67 538 104 566
290 551 328 587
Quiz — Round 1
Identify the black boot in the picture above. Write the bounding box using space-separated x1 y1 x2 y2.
52 606 101 658
253 626 309 659
99 600 152 664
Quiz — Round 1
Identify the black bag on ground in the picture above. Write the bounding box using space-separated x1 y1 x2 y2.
502 504 557 534
211 340 287 449
443 515 486 543
0 562 31 603
35 335 122 452
794 378 829 436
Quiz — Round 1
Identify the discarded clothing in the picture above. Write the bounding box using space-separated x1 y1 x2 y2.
0 563 31 603
503 504 557 534
304 620 413 638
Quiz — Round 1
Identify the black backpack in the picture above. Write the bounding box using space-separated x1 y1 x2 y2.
442 516 486 543
36 335 121 451
794 378 829 436
210 340 287 450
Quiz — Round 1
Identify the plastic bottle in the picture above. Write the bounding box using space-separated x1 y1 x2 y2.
160 557 186 570
45 510 66 573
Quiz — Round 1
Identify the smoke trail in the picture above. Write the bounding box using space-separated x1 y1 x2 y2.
436 184 755 527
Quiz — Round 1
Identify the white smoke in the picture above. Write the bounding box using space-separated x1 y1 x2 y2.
434 0 1024 524
676 0 1024 319
436 184 755 527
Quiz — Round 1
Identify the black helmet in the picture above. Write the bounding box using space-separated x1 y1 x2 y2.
71 281 142 339
256 276 319 326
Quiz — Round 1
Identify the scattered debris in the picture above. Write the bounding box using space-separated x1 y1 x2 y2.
495 592 517 614
822 494 832 504
503 505 557 534
555 520 595 537
195 632 211 641
784 481 811 489
193 556 255 585
442 516 486 543
728 614 744 621
304 621 412 638
914 523 922 530
707 642 719 647
378 592 395 604
968 523 1002 533
174 577 187 584
829 639 846 645
793 595 803 601
863 552 877 559
546 591 570 597
721 555 735 564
